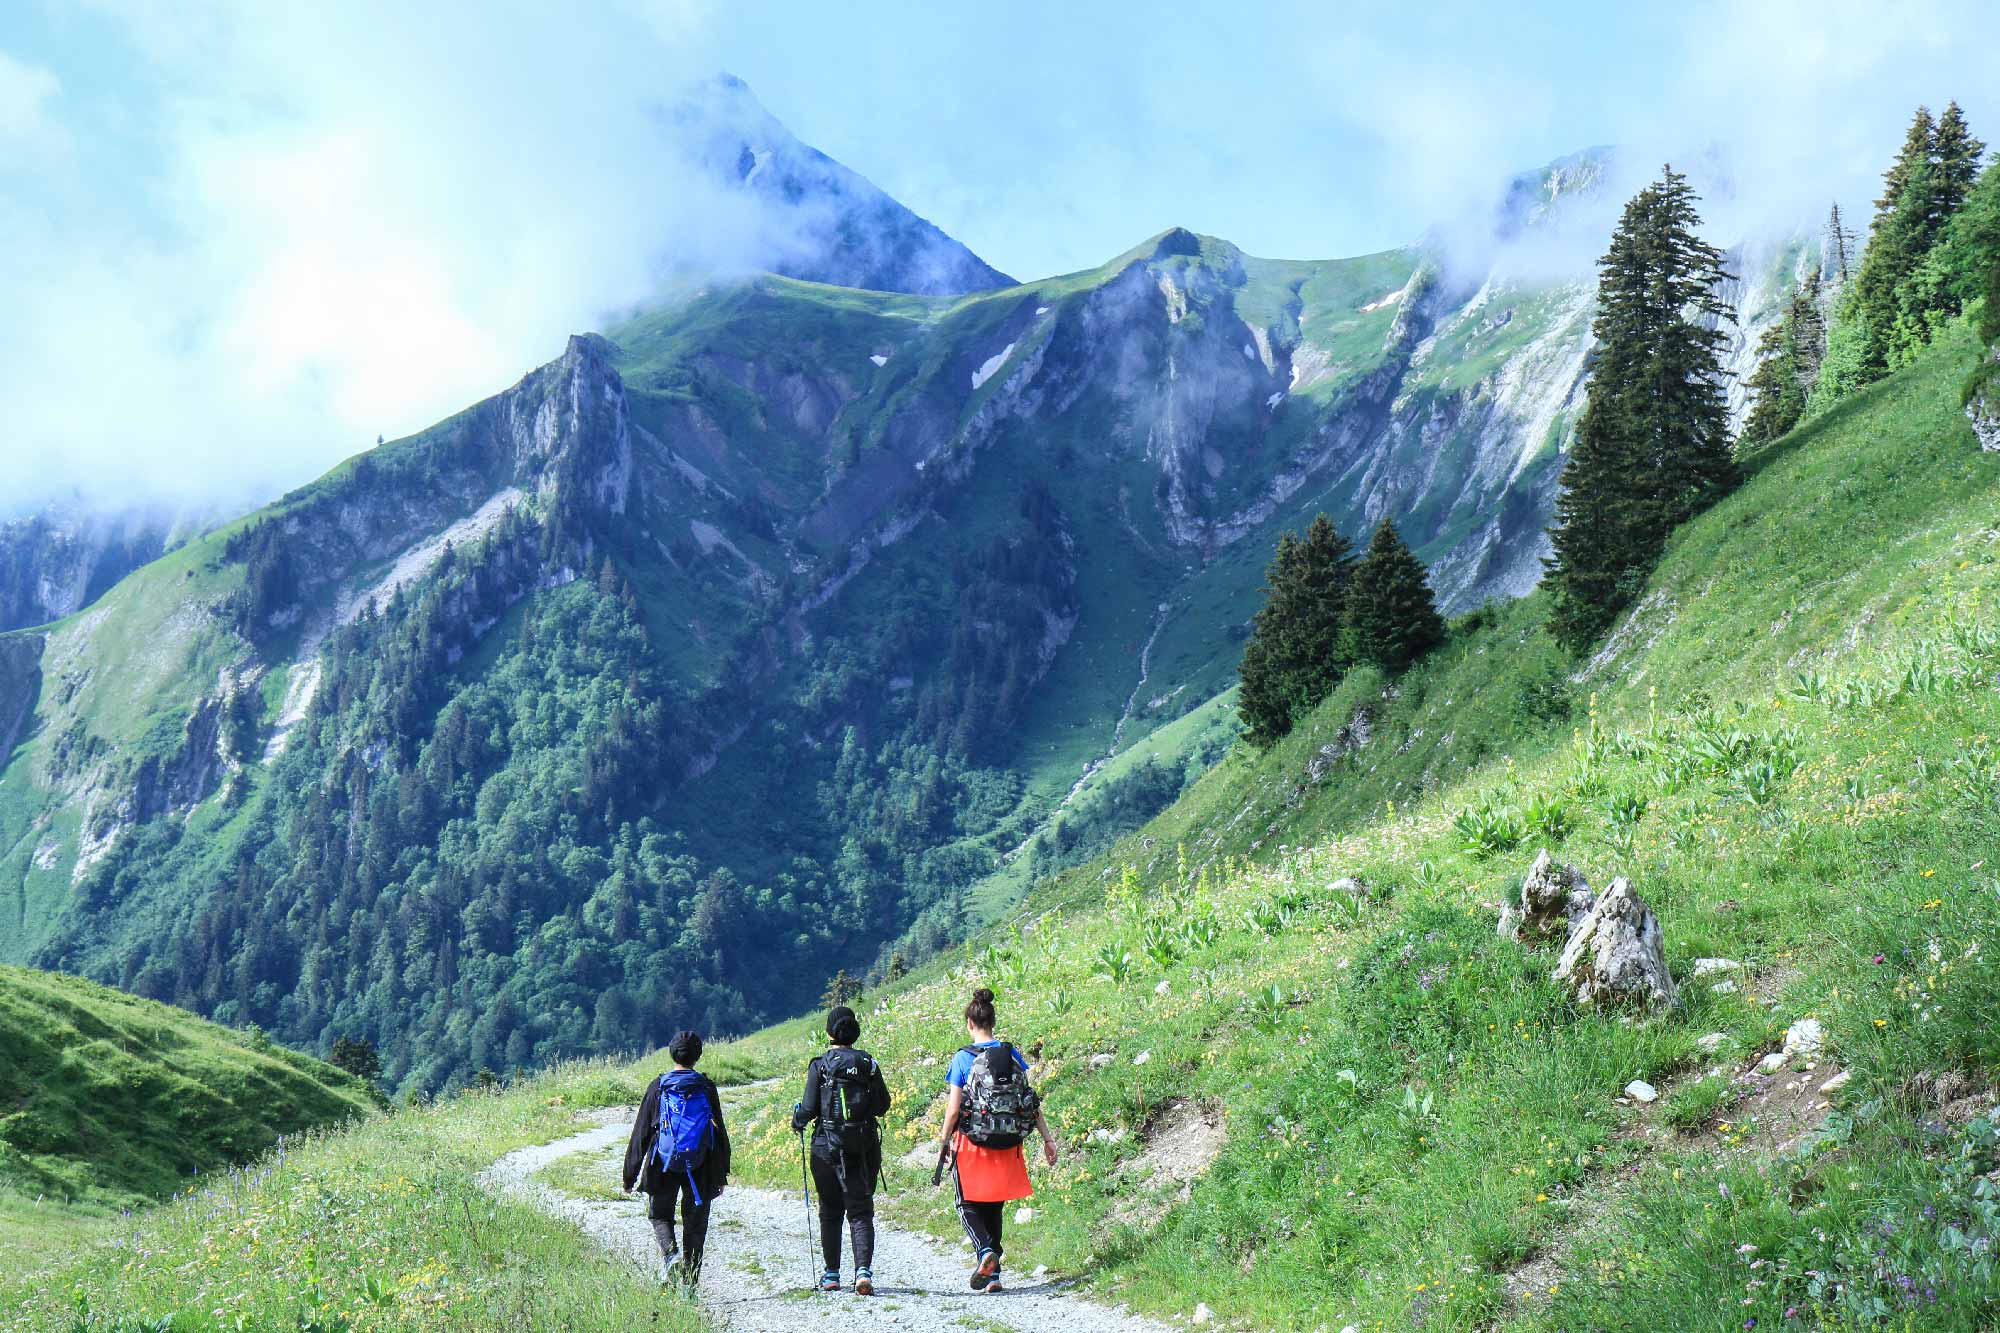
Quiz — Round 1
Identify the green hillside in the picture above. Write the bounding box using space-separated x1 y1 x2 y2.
0 965 375 1210
701 319 2000 1329
0 1056 704 1333
8 315 1993 1332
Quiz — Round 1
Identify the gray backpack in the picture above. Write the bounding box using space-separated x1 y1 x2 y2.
959 1042 1040 1149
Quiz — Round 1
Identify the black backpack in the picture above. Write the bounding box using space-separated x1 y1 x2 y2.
960 1042 1040 1149
815 1048 881 1154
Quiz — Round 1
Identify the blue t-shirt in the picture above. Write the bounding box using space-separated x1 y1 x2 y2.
946 1039 1029 1088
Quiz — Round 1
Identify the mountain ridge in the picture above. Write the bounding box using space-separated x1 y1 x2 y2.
0 149 1825 1091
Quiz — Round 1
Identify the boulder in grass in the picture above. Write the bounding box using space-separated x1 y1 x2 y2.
1553 876 1675 1011
1498 850 1596 945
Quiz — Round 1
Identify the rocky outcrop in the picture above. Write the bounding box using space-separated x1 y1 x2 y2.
1498 850 1595 945
1967 359 2000 453
0 504 219 633
0 633 44 771
1552 876 1675 1010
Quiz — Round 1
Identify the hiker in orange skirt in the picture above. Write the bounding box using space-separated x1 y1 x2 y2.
940 987 1060 1292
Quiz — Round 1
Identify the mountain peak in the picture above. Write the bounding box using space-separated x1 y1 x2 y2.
668 75 1013 296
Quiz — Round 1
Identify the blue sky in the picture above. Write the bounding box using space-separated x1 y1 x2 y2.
2 0 1995 508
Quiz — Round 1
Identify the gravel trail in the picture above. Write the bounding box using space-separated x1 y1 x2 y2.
479 1105 1172 1333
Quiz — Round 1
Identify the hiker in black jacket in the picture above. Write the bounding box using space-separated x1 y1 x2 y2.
623 1030 731 1284
791 1005 893 1294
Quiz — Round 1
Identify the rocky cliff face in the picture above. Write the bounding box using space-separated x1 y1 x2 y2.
0 505 216 633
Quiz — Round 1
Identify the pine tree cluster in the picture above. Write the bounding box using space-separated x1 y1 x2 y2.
1238 514 1443 748
1547 167 1737 651
1819 101 1994 403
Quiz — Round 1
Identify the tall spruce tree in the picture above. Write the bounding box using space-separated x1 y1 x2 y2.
1933 102 1986 219
1236 514 1355 747
1742 270 1826 446
1340 519 1444 673
1852 106 1942 377
1548 166 1735 651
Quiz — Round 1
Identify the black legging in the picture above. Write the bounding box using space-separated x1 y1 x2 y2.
810 1148 876 1272
952 1166 1004 1261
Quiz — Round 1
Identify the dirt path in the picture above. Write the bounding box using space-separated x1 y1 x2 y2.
479 1108 1172 1333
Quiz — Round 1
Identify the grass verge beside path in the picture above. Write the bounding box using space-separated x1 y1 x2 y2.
0 1061 704 1333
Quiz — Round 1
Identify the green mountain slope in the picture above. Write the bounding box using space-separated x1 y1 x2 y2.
706 319 2000 1329
0 964 375 1209
0 165 1821 1094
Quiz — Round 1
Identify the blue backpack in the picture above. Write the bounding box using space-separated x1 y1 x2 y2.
655 1071 716 1204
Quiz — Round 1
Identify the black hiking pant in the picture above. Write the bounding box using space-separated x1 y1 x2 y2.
648 1171 712 1279
810 1147 877 1272
952 1167 1005 1263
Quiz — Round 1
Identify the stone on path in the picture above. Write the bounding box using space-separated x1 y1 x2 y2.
1553 876 1675 1010
1819 1070 1851 1095
1624 1079 1658 1103
1691 958 1741 978
1783 1017 1825 1061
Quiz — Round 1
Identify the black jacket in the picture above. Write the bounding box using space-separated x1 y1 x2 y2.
791 1046 892 1160
623 1069 731 1200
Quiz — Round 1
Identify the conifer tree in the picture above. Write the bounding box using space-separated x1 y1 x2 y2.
1852 106 1942 376
1742 271 1827 447
1237 514 1355 747
1824 202 1856 285
1548 166 1735 651
1933 102 1987 220
1340 519 1445 673
1740 321 1795 447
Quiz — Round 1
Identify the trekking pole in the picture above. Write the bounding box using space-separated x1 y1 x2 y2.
797 1128 816 1288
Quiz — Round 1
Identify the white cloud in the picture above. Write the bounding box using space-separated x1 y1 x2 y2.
0 2 785 514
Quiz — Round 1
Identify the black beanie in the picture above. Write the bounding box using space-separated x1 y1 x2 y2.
826 1005 860 1045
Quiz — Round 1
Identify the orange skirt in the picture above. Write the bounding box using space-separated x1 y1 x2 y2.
952 1133 1032 1202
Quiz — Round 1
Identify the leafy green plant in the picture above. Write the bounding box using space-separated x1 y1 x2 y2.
1455 804 1526 858
1523 792 1573 843
1140 919 1180 968
1789 669 1829 704
1604 789 1650 830
1093 945 1135 986
1248 984 1290 1034
1243 900 1286 936
1735 757 1785 807
1179 911 1224 953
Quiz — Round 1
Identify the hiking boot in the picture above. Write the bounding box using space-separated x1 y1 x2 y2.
970 1249 1000 1290
985 1275 1005 1293
854 1268 874 1296
818 1270 842 1292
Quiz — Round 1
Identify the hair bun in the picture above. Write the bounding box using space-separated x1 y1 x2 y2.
971 986 995 1004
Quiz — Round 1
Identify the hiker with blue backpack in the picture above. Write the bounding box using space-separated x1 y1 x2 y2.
937 987 1059 1293
622 1030 731 1285
792 1004 893 1295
